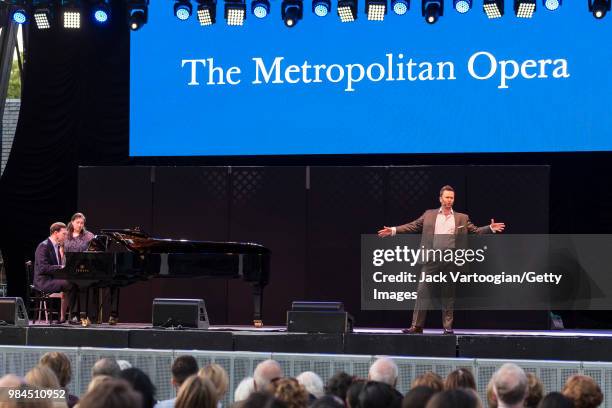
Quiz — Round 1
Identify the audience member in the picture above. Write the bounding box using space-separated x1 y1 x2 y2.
25 365 68 408
78 378 141 408
492 363 528 408
234 377 255 403
444 368 476 391
296 371 325 399
199 363 229 403
368 358 399 388
402 386 437 408
119 367 157 408
0 384 52 408
175 375 218 408
239 391 288 408
39 352 78 408
525 373 545 408
268 378 309 408
325 372 354 402
310 395 344 408
537 392 575 408
486 378 497 408
346 379 366 408
254 360 283 391
561 375 603 408
87 375 113 393
412 372 444 393
91 358 121 378
425 388 482 408
155 355 199 408
357 381 402 408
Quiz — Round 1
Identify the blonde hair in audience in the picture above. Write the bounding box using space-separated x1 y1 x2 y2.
25 365 61 389
175 375 218 408
199 363 229 399
87 375 113 393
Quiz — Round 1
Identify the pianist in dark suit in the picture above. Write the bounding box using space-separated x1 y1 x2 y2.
33 222 78 322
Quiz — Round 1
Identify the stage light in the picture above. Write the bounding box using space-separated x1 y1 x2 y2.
11 8 28 24
174 0 193 20
366 0 386 20
337 0 357 21
453 0 471 13
543 0 560 11
312 0 330 16
252 0 270 17
391 0 408 14
422 0 442 23
224 0 246 25
33 7 52 29
589 0 610 18
128 0 149 30
281 0 303 27
92 0 111 23
514 0 535 17
197 0 216 24
483 0 503 18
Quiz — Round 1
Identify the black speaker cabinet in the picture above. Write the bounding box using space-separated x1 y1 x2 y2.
152 298 209 329
0 297 29 327
287 311 353 333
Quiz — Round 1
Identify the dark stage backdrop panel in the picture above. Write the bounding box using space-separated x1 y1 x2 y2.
228 167 307 325
307 166 386 327
151 166 231 324
78 166 154 322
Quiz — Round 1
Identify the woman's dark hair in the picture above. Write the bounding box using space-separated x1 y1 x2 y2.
357 381 402 408
325 372 355 401
537 392 575 408
402 386 438 408
67 212 88 236
242 391 288 408
444 368 477 391
78 378 141 408
346 379 366 408
118 367 157 408
311 395 344 408
425 389 481 408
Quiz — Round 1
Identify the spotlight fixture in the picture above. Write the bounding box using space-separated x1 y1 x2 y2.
281 0 303 26
514 0 535 17
483 0 503 17
391 0 408 14
543 0 560 11
252 0 270 17
312 0 330 16
589 0 610 18
174 0 192 20
127 0 149 30
33 6 52 29
453 0 471 12
11 8 28 24
61 0 81 29
337 0 357 21
422 0 442 23
366 0 386 20
224 0 246 25
92 0 111 23
197 0 216 24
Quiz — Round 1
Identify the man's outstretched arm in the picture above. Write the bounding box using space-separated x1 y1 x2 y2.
467 218 506 234
378 212 426 237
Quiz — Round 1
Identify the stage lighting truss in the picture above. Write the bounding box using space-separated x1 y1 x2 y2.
453 0 471 13
422 0 442 23
251 0 270 17
543 0 560 11
391 0 408 14
337 0 357 21
197 0 216 24
127 0 149 30
366 0 386 20
514 0 535 17
224 0 246 25
312 0 331 16
483 0 503 18
174 0 192 20
589 0 610 18
92 0 111 23
281 0 303 27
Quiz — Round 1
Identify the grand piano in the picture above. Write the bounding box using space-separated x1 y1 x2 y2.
56 229 270 326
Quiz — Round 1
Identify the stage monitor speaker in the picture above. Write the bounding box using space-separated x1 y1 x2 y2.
152 298 209 329
287 301 353 333
0 297 29 327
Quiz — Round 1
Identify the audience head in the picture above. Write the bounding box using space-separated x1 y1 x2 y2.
525 373 545 408
357 380 402 408
561 375 603 408
346 379 367 408
171 355 199 388
486 378 498 408
199 363 229 401
254 360 283 391
118 367 156 408
87 375 113 393
234 377 256 402
25 365 61 389
412 372 444 393
241 391 288 408
325 371 354 401
310 395 345 408
368 357 399 388
175 374 218 408
425 388 482 408
0 384 52 408
492 363 528 407
296 371 324 399
78 378 141 408
39 352 72 388
538 392 575 408
444 368 476 391
0 374 24 388
268 377 309 408
402 386 438 408
92 358 121 378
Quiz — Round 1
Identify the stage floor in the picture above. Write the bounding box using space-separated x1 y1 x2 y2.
0 323 608 362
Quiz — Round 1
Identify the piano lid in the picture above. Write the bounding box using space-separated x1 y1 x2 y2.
87 229 270 255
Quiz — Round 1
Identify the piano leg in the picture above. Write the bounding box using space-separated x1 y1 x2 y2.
253 283 264 328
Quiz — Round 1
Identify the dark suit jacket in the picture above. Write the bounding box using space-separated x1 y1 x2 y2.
33 238 62 291
396 208 491 249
